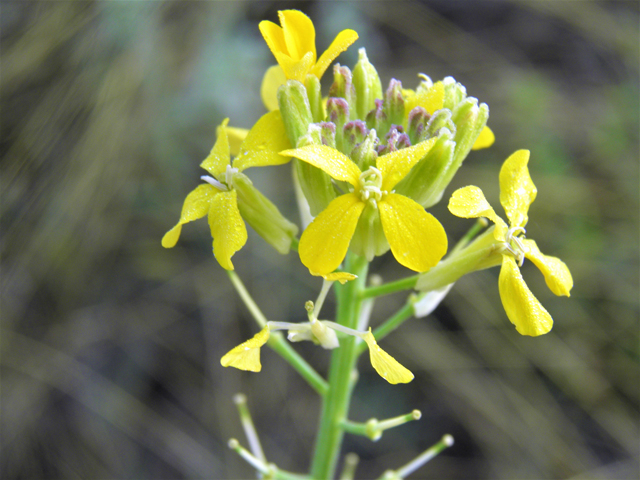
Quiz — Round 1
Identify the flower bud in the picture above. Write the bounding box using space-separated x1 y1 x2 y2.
421 109 456 142
352 48 383 120
305 74 325 123
407 106 430 144
383 79 405 131
340 120 368 157
329 64 357 119
232 172 299 254
278 80 313 147
450 98 489 169
350 128 378 172
377 126 411 156
394 130 455 208
442 76 468 109
365 99 387 133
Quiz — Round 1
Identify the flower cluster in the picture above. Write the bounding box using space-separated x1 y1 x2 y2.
163 9 573 387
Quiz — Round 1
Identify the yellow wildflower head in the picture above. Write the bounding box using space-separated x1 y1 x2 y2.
448 150 573 336
280 139 448 275
259 10 359 83
161 112 296 269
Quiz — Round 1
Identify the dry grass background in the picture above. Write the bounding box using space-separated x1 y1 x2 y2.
1 1 638 479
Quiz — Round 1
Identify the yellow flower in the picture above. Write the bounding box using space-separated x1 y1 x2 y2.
220 323 413 384
161 111 291 270
362 328 414 384
259 10 358 83
280 139 448 275
448 150 573 336
220 326 270 372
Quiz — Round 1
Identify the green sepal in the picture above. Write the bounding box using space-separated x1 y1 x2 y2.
416 227 502 292
329 65 357 119
352 48 383 120
305 74 325 123
294 124 338 216
450 98 489 170
349 201 389 261
394 130 455 208
278 80 313 148
233 172 299 254
383 79 405 129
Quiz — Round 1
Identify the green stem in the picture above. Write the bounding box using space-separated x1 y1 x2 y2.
360 275 419 300
310 253 368 480
227 271 328 396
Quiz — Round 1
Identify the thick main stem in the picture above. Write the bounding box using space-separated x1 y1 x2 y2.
309 253 368 479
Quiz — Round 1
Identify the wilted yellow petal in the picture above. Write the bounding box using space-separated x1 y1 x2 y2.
299 193 365 275
471 126 495 150
499 255 553 336
404 81 444 118
279 10 316 63
200 118 231 179
448 186 507 240
313 271 358 284
312 29 359 80
379 193 447 272
161 184 218 248
362 329 413 384
233 111 291 171
522 239 573 297
378 137 436 192
220 326 270 372
280 145 361 186
208 190 247 270
499 150 537 228
226 126 248 156
260 65 287 112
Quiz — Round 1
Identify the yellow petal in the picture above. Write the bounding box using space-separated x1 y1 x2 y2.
378 137 436 191
362 329 414 384
471 126 495 150
448 185 508 240
200 118 231 178
299 193 365 275
259 20 287 62
226 126 248 156
261 65 287 112
312 271 358 284
161 184 218 248
499 150 537 228
522 239 573 297
379 193 447 272
280 145 361 186
279 10 316 63
208 190 247 270
220 326 270 372
233 110 291 171
275 50 315 82
312 29 359 80
499 255 553 336
404 81 445 118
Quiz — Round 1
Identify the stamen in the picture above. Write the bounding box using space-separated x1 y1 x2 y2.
201 175 228 191
503 226 527 266
225 164 239 187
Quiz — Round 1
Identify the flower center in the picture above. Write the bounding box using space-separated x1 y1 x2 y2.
201 165 239 192
358 166 387 207
502 226 527 266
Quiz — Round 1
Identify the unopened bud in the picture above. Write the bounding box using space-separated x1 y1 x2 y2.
329 64 356 118
233 172 299 254
278 80 313 147
353 48 383 119
383 79 405 131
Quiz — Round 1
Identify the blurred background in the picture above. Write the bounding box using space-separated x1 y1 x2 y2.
2 1 638 478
